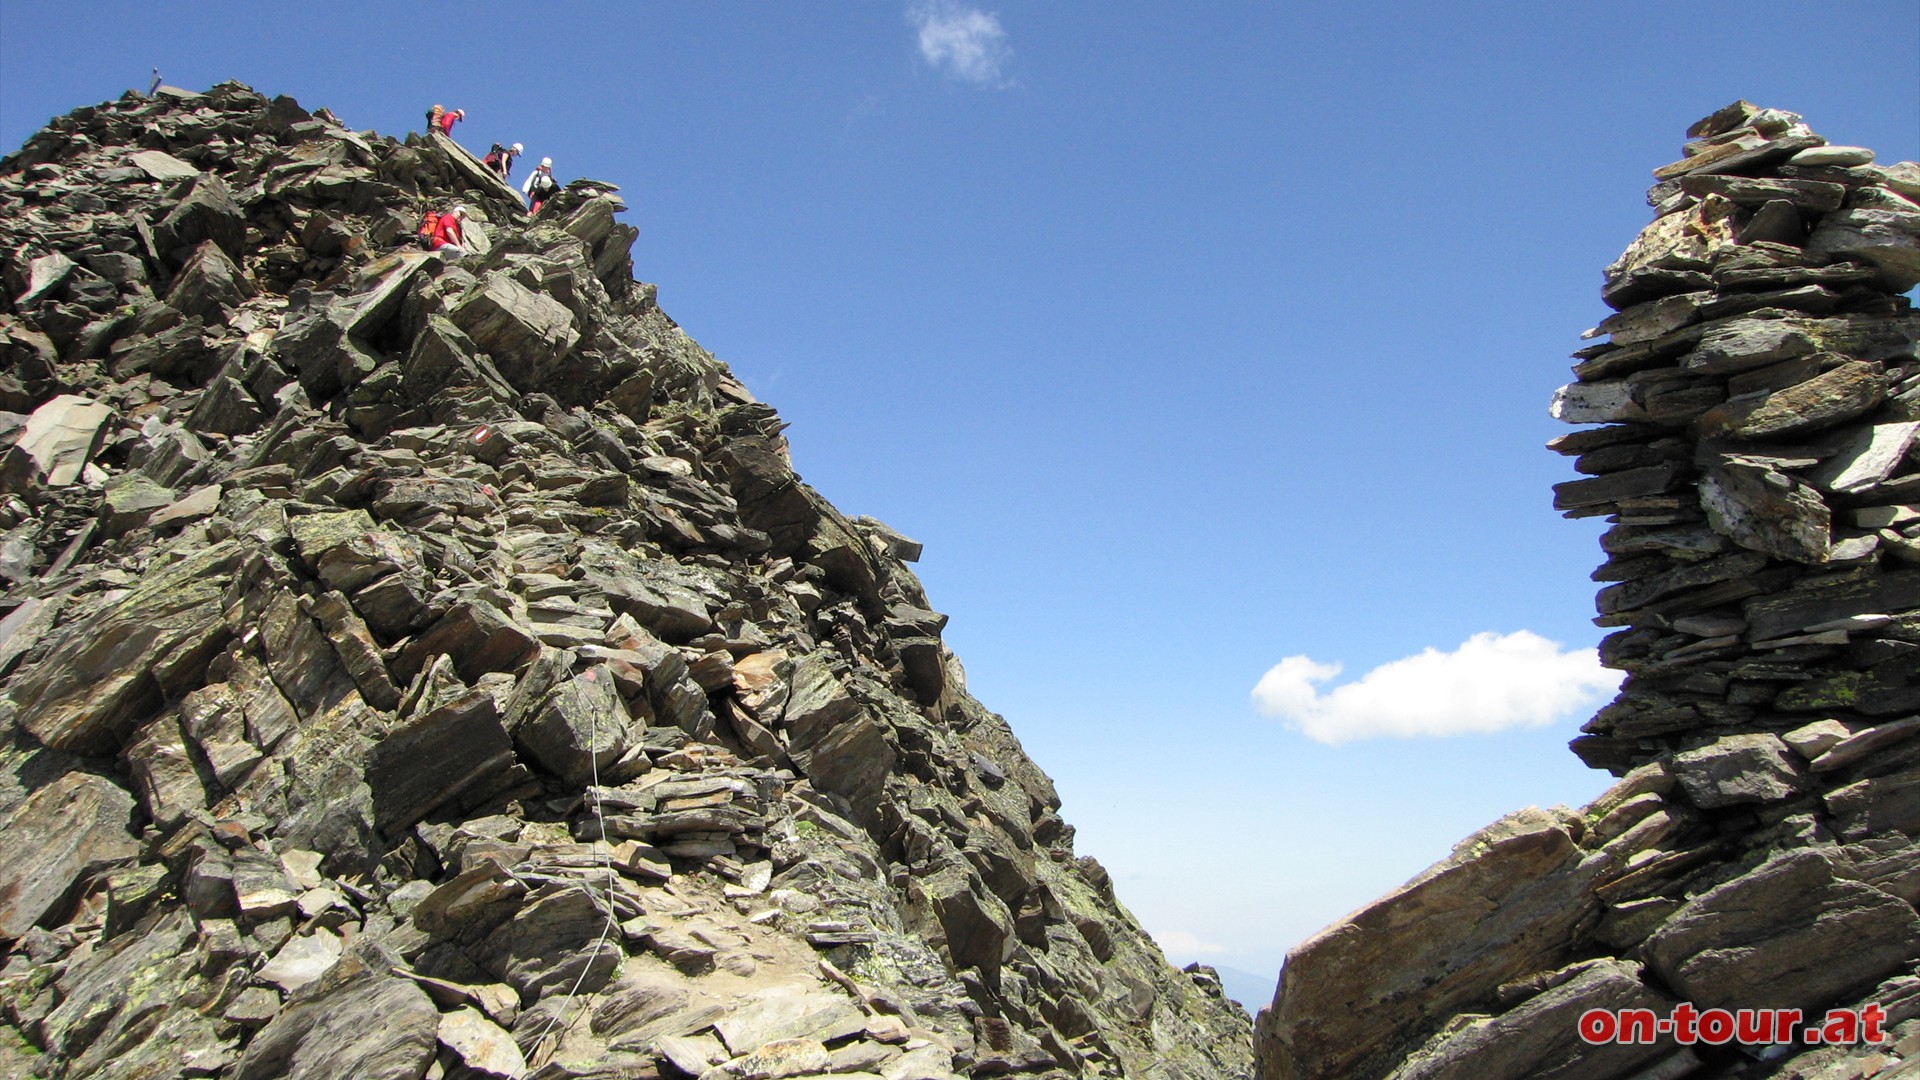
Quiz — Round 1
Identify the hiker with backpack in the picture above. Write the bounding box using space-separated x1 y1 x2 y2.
431 107 465 137
426 205 469 256
483 142 524 181
522 157 559 214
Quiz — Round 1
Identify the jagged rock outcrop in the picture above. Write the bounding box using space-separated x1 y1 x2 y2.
1257 103 1920 1079
0 83 1252 1079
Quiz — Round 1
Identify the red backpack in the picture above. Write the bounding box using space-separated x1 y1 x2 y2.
416 210 442 248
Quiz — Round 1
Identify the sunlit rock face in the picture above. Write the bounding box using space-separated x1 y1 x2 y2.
1256 103 1920 1080
0 83 1254 1080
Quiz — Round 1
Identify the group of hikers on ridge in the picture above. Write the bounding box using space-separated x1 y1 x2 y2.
419 104 563 255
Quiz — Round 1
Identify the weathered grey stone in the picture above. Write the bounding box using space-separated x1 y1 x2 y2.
516 665 636 788
1735 199 1804 245
657 1032 728 1075
15 250 76 307
1693 360 1887 440
1810 716 1920 773
36 909 207 1064
1255 808 1603 1080
712 989 866 1057
147 482 223 529
1807 205 1920 291
706 1037 833 1080
1744 569 1920 641
130 149 200 181
155 172 246 264
0 772 139 939
577 540 715 642
1678 172 1846 211
477 884 620 1002
399 596 543 685
1810 421 1920 494
289 509 418 592
438 1006 529 1079
787 702 895 820
278 305 380 400
14 541 237 753
1668 733 1804 808
165 239 254 320
2 393 112 489
1790 145 1874 167
401 313 515 403
1384 959 1675 1080
259 589 356 721
413 861 528 940
1680 317 1821 375
449 275 579 391
1549 380 1647 425
367 677 517 835
237 939 440 1080
306 590 401 710
589 965 692 1035
99 470 176 538
1585 292 1712 346
1643 849 1920 1011
257 929 343 992
124 713 212 830
1552 464 1681 511
912 864 1013 978
1604 198 1736 284
1782 719 1852 759
1698 459 1830 564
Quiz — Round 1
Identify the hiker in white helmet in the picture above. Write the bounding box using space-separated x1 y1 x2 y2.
430 204 469 257
484 141 524 182
522 156 559 214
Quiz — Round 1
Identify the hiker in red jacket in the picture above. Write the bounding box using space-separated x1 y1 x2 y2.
436 108 465 136
431 205 468 256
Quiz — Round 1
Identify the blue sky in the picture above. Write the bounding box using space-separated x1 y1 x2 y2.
4 0 1917 997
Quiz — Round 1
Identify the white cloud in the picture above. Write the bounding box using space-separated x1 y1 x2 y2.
1251 631 1622 745
909 1 1013 87
1155 929 1227 957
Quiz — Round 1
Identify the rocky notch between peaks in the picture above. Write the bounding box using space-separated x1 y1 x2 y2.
0 83 1254 1079
1255 103 1920 1080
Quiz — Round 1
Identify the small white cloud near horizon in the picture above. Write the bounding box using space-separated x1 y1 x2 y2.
1251 631 1621 745
909 1 1014 87
1155 929 1227 958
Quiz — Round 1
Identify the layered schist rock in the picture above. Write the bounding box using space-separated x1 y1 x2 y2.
0 84 1251 1079
1257 104 1920 1080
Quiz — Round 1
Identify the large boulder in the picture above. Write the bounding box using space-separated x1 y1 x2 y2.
0 772 140 939
1643 848 1920 1011
449 274 578 392
164 239 254 321
153 172 246 265
235 939 441 1080
1 393 112 489
1255 808 1604 1080
15 541 238 754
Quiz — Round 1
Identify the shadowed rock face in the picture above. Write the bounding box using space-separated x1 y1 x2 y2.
1258 103 1920 1080
0 83 1252 1079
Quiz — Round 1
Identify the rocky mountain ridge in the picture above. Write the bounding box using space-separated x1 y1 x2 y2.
1255 102 1920 1080
0 83 1253 1079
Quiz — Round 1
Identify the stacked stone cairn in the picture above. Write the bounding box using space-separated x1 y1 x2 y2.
1254 103 1920 1080
0 84 1253 1079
